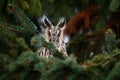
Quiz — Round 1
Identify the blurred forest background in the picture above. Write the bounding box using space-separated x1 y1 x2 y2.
0 0 120 80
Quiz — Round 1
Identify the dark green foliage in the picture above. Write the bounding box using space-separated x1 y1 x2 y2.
1 50 120 80
95 18 107 31
26 0 42 17
104 30 118 52
8 5 38 34
31 35 45 48
0 51 41 80
106 61 120 80
0 0 120 80
109 0 120 12
30 35 58 55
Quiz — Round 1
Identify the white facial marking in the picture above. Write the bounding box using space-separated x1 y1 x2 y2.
57 30 60 35
64 35 70 44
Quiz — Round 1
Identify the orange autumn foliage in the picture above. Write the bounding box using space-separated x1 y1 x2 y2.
63 3 101 36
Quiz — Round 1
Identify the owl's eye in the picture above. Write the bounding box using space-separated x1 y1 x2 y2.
56 37 58 42
49 39 51 41
48 30 51 36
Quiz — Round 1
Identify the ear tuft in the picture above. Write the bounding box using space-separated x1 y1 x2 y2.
57 17 66 28
43 15 52 27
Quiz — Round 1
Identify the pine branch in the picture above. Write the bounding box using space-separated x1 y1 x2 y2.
0 21 24 33
109 0 120 12
7 3 37 35
68 24 112 45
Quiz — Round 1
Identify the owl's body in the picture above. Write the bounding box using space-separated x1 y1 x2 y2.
37 16 68 58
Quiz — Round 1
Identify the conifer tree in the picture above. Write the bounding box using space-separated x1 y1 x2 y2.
0 0 120 80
